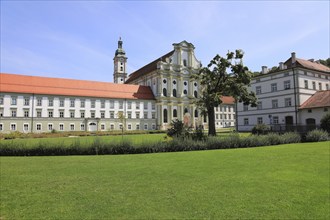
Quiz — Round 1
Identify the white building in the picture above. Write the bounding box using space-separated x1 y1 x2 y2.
0 39 236 133
237 52 330 132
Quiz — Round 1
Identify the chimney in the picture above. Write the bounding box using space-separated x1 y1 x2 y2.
279 62 284 70
291 52 296 64
261 66 268 74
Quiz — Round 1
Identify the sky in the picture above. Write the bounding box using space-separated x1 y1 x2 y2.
1 1 329 82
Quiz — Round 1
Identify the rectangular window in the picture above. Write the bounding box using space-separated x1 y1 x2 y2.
144 124 148 130
326 84 329 90
257 117 263 124
80 100 85 108
48 124 53 131
152 103 155 110
0 124 3 131
48 99 53 107
48 111 53 118
110 100 114 109
70 111 75 118
24 110 29 117
152 113 155 119
273 116 279 124
119 124 123 130
60 99 65 107
144 102 148 110
256 86 261 95
127 124 132 130
144 112 148 119
319 83 322 90
284 80 291 90
308 109 312 113
59 124 64 131
37 98 42 106
11 97 17 105
110 111 114 119
127 101 132 109
80 112 85 118
59 111 64 118
127 112 132 119
136 112 140 119
285 98 292 107
23 124 29 132
91 100 95 108
0 97 3 105
272 100 278 109
304 80 308 89
312 81 316 90
244 118 249 125
101 124 105 130
152 124 156 130
79 124 84 131
36 124 42 131
136 124 140 130
91 112 95 118
243 104 248 111
110 124 114 130
257 101 262 110
11 123 16 131
70 124 75 131
24 97 30 106
136 102 140 110
271 83 277 92
224 106 227 112
70 99 75 107
228 114 231 119
37 111 42 118
101 100 105 108
11 110 17 117
101 112 105 118
119 101 123 109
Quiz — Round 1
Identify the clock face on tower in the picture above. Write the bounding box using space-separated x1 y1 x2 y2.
119 58 124 62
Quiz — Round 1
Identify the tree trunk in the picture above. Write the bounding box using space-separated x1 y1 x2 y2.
208 106 216 136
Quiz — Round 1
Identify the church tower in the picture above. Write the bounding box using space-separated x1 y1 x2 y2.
113 37 127 83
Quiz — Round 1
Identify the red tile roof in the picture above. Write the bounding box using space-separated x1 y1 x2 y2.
0 73 155 100
125 50 174 84
299 90 330 109
284 58 330 73
221 96 235 105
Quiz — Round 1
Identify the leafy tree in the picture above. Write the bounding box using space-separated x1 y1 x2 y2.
320 112 330 133
319 58 330 68
193 50 257 136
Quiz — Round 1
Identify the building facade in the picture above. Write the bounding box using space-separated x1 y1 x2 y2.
0 39 235 133
237 52 330 131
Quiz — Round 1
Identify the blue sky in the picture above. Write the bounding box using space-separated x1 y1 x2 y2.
1 1 329 82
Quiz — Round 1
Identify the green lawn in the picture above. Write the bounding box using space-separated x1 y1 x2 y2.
1 141 329 219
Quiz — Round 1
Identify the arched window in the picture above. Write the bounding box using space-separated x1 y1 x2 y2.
183 59 187 67
194 90 198 98
184 108 188 114
163 88 167 97
183 90 188 95
194 109 198 118
173 89 177 97
120 67 123 71
173 109 177 118
163 109 168 123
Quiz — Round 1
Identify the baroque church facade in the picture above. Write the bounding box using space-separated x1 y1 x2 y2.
0 39 235 133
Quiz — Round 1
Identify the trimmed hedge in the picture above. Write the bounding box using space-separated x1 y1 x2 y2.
0 132 304 156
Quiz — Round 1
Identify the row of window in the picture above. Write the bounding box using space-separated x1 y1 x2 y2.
255 80 329 95
162 88 198 98
244 98 293 111
1 97 155 110
215 106 234 112
0 123 156 132
5 110 156 119
215 113 235 120
243 117 279 125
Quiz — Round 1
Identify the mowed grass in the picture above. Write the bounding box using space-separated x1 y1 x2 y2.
1 141 329 219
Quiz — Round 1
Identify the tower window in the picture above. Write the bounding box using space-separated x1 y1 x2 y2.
194 91 198 98
120 67 123 71
173 109 177 118
163 88 167 97
184 108 188 114
194 109 198 118
163 109 168 123
163 79 167 84
184 81 187 86
183 59 187 66
173 89 177 97
183 90 188 95
173 80 176 85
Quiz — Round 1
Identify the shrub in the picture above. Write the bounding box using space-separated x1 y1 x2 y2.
305 129 329 142
251 124 270 135
280 132 301 144
320 112 330 134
